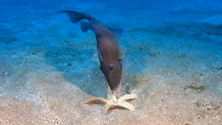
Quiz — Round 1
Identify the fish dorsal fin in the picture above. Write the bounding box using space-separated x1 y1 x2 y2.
108 28 123 39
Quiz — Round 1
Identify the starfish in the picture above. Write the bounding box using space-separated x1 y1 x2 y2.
86 94 137 113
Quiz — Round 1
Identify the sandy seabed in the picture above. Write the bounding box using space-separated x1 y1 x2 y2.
0 0 222 125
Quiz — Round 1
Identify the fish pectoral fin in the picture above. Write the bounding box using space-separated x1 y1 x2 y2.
97 46 103 62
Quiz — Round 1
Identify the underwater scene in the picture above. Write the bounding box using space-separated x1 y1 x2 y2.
0 0 222 124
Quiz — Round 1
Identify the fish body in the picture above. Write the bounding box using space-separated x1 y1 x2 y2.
58 10 122 91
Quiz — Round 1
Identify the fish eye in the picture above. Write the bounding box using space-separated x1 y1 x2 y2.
110 64 114 70
118 58 122 62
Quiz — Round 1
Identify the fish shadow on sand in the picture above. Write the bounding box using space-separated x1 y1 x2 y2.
45 44 108 98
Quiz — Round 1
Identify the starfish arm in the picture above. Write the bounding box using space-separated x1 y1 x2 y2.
118 94 137 102
85 98 109 104
118 101 135 111
86 94 137 113
105 104 115 114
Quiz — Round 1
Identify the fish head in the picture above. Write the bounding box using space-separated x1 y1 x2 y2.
100 60 122 91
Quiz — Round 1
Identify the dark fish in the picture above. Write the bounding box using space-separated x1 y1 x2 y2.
57 10 123 91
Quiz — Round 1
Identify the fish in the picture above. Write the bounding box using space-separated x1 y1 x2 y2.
57 10 123 91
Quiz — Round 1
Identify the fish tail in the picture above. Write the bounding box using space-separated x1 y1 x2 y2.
57 10 88 23
57 10 93 32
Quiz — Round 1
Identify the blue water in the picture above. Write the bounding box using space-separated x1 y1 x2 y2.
0 0 222 124
1 0 222 95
